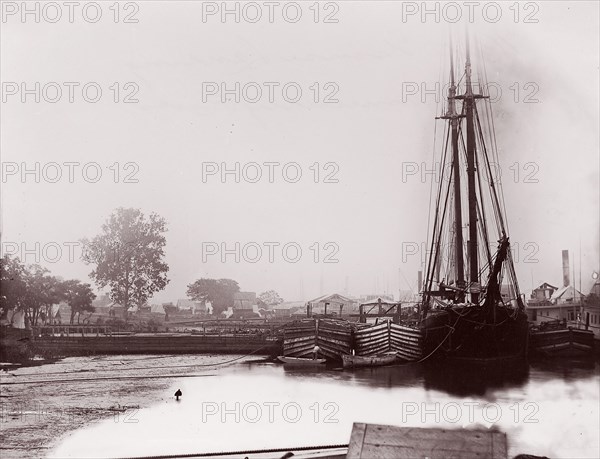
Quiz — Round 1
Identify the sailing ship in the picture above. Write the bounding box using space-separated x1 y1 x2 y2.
409 35 529 362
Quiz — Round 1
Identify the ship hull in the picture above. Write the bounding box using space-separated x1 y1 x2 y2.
529 327 595 358
420 306 529 362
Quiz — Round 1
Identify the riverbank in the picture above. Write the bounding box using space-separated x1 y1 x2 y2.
0 354 258 459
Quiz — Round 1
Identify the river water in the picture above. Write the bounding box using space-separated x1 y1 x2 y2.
1 355 597 457
37 355 600 458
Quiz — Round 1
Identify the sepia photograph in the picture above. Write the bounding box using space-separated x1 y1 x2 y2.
1 1 599 458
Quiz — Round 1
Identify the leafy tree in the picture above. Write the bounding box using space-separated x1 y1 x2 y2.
257 290 284 308
81 207 169 320
186 278 240 314
23 266 65 326
0 255 28 321
63 279 96 324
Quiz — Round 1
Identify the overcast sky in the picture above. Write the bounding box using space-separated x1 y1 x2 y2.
1 1 598 304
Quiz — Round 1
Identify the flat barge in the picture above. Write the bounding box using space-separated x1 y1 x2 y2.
21 326 282 357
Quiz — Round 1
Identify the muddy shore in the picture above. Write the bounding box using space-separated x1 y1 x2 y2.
0 354 258 459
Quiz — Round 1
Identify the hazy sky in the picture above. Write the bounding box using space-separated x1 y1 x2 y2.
1 1 598 304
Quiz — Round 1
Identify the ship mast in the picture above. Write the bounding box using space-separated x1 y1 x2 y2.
463 34 480 303
441 41 465 302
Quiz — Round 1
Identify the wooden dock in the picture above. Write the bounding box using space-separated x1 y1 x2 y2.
346 423 507 459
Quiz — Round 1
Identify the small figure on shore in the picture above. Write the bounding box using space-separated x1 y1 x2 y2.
313 344 321 360
174 389 182 401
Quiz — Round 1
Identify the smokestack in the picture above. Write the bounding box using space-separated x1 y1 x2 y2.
418 270 423 292
562 250 570 287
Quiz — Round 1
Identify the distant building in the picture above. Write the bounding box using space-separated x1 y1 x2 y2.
582 281 600 340
92 294 112 315
50 301 71 324
233 292 256 310
150 304 165 314
176 299 204 315
307 293 355 316
527 282 584 324
277 301 305 310
108 303 127 318
550 285 584 305
3 309 25 328
361 293 395 303
529 283 558 303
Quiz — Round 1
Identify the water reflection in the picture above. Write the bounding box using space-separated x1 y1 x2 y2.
422 359 530 397
529 358 597 381
278 359 531 396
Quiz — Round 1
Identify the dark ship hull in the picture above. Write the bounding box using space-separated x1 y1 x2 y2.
419 306 529 362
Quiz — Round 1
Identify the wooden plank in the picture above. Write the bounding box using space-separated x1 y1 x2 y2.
491 431 507 458
346 422 367 459
345 423 507 459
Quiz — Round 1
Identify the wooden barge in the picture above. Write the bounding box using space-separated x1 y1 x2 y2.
24 328 281 358
353 321 423 361
282 318 353 360
529 323 595 357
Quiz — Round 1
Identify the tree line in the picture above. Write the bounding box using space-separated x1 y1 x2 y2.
1 207 285 326
0 256 96 326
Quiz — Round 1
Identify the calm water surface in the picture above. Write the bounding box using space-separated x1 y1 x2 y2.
50 357 600 458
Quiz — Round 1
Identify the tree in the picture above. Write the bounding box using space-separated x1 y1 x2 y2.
81 207 169 320
186 278 240 315
0 255 28 321
21 266 66 326
257 290 284 308
63 280 96 324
